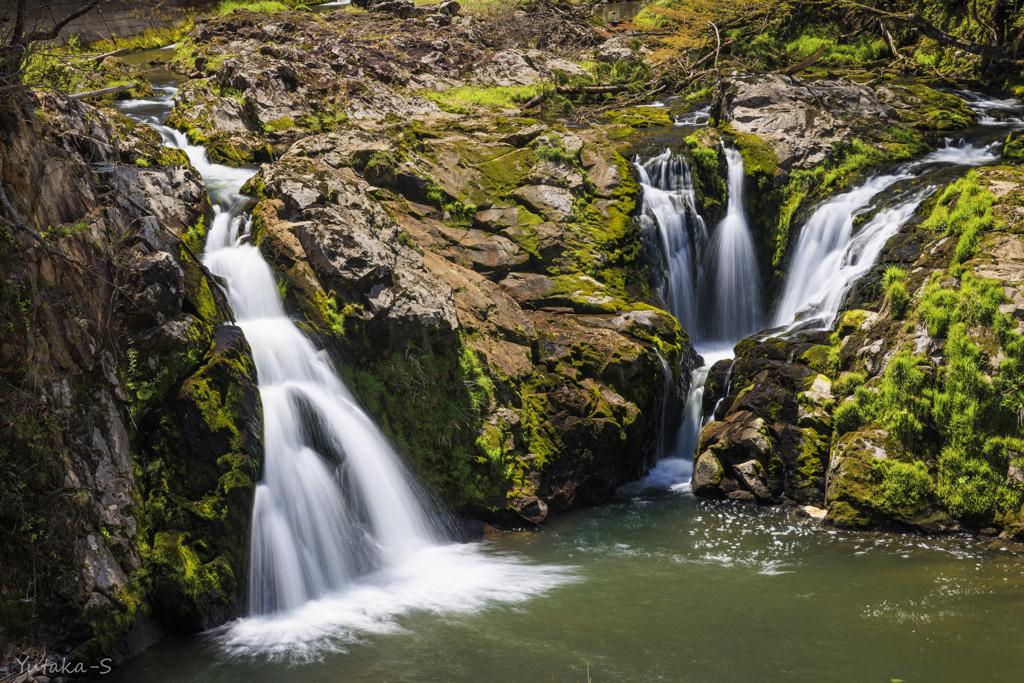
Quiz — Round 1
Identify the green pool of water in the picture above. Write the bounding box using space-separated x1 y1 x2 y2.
106 493 1024 682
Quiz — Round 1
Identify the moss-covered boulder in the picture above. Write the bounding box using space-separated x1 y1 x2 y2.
240 111 693 522
694 334 836 504
141 325 262 631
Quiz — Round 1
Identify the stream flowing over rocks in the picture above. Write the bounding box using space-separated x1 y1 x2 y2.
3 1 1024 678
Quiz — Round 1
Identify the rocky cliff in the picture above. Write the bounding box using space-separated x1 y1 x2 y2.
0 92 260 665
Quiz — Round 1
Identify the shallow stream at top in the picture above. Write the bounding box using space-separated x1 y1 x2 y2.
106 44 1024 681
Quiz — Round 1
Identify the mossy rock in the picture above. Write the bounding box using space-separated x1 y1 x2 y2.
798 344 833 374
140 325 262 631
825 428 890 528
1004 130 1024 161
599 106 673 128
890 85 976 131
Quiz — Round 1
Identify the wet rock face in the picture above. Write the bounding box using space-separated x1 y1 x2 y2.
694 335 834 505
0 93 259 661
243 111 693 525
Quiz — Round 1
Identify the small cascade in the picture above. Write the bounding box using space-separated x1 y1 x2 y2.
632 146 765 490
710 147 764 342
636 150 710 339
625 347 733 492
953 89 1024 125
118 77 573 654
773 137 1002 333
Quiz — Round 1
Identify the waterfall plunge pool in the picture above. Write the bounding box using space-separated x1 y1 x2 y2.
105 493 1024 682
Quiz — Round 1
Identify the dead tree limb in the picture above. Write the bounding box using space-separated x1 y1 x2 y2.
69 83 136 100
775 43 825 75
879 20 903 62
841 0 1022 62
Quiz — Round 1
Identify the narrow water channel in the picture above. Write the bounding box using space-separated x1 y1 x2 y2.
104 47 1024 682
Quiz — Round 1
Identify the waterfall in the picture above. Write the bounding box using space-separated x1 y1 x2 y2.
119 81 573 655
772 138 1001 333
631 146 764 490
140 123 448 614
202 207 446 614
623 348 732 493
636 150 709 340
710 147 764 341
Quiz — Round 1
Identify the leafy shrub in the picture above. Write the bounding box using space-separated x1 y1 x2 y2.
833 372 865 397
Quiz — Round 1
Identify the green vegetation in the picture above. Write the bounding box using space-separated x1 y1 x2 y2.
421 85 543 112
830 167 1024 526
920 171 999 275
882 266 909 319
875 459 934 519
22 35 154 99
219 0 291 14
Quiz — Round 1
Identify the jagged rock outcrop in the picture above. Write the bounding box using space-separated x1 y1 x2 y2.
0 92 260 663
719 73 976 169
241 113 695 523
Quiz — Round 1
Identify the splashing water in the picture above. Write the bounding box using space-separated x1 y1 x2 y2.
118 77 574 657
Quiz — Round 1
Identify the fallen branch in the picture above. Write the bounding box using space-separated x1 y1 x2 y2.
690 39 735 71
521 83 631 109
879 20 904 62
92 47 129 66
775 43 825 75
69 83 136 100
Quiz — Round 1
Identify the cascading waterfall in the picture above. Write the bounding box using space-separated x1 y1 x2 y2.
139 108 446 615
203 209 446 614
119 79 573 656
710 147 764 342
632 146 764 490
632 131 1003 489
636 150 709 339
772 138 1001 333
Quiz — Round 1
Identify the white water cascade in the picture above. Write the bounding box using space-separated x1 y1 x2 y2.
119 80 574 657
204 211 448 614
631 146 764 490
711 147 764 341
772 138 1002 333
636 150 710 339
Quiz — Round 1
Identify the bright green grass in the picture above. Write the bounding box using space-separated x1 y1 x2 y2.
219 1 290 14
420 84 543 111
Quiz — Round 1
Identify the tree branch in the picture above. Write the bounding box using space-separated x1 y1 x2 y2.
841 0 1021 62
69 83 136 100
24 1 101 43
775 43 825 75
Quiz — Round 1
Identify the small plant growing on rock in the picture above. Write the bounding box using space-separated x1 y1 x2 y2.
364 151 397 186
882 266 909 319
833 400 862 435
875 459 934 519
833 372 865 398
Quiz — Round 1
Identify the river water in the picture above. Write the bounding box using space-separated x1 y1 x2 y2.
110 494 1024 681
105 44 1024 682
